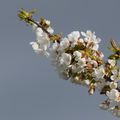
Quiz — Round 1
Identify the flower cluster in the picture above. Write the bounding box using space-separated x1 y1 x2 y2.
18 9 120 117
30 20 53 56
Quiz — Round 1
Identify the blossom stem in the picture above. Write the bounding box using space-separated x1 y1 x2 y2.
28 18 52 37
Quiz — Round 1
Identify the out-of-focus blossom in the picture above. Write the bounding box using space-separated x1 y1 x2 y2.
109 82 117 89
108 59 116 66
106 89 120 101
109 107 120 117
99 100 110 110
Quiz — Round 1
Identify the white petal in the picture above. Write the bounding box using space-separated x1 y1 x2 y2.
36 28 43 38
59 38 70 50
106 89 119 100
46 20 50 25
60 53 72 66
47 27 54 34
32 23 37 31
30 42 39 50
81 31 86 37
68 31 80 42
108 59 116 66
51 41 59 51
92 44 99 50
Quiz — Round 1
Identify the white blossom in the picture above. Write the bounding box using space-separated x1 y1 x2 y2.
93 65 105 79
92 43 99 51
106 89 120 101
28 24 120 117
59 37 70 50
81 30 100 42
68 31 80 42
30 42 39 51
78 38 84 43
88 59 98 67
68 31 80 47
99 52 104 58
30 42 49 56
99 101 109 110
36 28 43 39
45 20 50 25
30 28 50 56
111 69 120 81
77 58 86 67
51 41 59 51
59 53 72 66
81 30 101 50
108 59 116 66
73 51 82 61
84 79 90 86
47 27 54 34
109 107 120 117
32 23 38 31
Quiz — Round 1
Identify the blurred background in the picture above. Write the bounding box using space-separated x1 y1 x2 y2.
0 0 120 120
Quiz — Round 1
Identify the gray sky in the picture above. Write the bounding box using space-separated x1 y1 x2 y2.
0 0 120 120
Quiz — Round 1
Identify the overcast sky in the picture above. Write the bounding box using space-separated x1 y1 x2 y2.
0 0 120 120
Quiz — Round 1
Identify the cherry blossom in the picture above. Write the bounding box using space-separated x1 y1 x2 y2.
18 9 120 117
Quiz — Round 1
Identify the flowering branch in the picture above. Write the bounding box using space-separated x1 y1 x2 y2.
18 9 61 41
18 9 120 117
